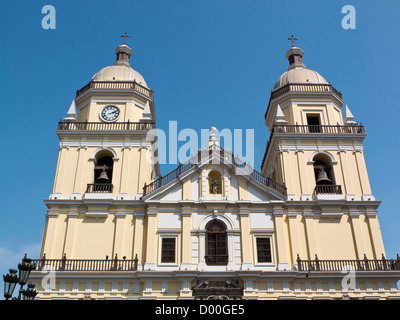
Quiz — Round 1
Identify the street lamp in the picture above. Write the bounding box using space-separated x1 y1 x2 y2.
3 269 19 300
21 284 38 300
3 254 37 300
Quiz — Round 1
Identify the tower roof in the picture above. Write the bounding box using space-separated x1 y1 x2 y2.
91 36 148 87
273 43 328 90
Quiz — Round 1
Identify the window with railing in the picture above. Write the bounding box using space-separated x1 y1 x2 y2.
205 220 228 266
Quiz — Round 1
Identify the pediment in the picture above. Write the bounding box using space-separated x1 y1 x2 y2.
142 146 286 202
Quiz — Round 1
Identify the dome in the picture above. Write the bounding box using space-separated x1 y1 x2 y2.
273 45 328 90
91 43 148 88
273 68 327 90
92 65 148 87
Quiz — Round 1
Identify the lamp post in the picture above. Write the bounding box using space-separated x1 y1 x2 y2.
3 254 37 300
3 269 19 300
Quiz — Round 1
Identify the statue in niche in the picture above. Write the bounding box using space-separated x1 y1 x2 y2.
210 178 220 194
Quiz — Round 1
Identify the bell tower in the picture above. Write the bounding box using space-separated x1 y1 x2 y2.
260 40 385 262
41 36 160 260
261 43 373 203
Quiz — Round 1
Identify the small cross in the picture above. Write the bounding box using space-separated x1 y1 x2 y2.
288 35 298 47
120 32 131 45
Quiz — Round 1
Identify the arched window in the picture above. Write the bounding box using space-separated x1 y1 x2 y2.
205 219 228 265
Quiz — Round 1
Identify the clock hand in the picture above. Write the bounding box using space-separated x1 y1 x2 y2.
106 110 116 116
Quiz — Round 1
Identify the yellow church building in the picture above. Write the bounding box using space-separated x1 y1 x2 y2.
29 37 400 300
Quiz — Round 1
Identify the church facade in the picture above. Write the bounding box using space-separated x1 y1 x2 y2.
29 38 400 300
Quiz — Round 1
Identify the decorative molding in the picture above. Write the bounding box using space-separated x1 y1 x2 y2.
89 147 119 161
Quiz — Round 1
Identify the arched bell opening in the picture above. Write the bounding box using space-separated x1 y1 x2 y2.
312 153 341 195
95 155 113 183
88 150 115 193
313 153 334 186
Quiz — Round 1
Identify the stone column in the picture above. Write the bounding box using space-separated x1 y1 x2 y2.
42 210 59 258
366 208 385 259
273 206 290 270
133 210 145 269
197 232 207 271
63 210 79 258
113 212 126 258
177 276 195 299
144 208 157 270
239 208 253 270
303 207 318 259
73 146 87 195
119 146 131 195
180 207 192 270
287 210 300 266
348 208 366 259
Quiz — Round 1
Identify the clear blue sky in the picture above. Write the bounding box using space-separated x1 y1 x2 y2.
1 0 399 294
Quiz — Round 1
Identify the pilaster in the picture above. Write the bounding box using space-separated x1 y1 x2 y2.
133 210 145 268
180 207 193 270
303 207 318 259
63 210 79 258
144 207 157 270
273 206 290 270
239 208 253 270
113 212 126 258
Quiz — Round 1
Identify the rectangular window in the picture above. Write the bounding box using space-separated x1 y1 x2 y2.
161 238 176 263
256 237 272 263
307 114 321 133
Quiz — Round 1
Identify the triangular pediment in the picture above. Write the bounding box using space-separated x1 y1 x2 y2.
142 145 286 202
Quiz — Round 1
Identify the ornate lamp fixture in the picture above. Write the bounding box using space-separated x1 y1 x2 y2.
3 254 37 300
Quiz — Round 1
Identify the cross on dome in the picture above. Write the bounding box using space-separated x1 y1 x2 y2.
288 35 298 47
120 32 131 45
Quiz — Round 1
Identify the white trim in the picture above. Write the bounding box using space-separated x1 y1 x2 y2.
196 215 237 271
300 108 327 126
252 234 275 267
198 214 234 230
308 150 337 164
157 234 180 267
76 98 146 111
59 141 150 149
89 147 119 161
99 105 121 122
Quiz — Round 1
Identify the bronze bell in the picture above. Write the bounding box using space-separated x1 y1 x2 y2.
97 169 109 182
316 168 332 184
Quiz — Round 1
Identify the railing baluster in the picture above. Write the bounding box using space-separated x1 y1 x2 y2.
58 121 155 132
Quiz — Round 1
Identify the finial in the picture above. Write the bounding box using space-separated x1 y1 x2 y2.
120 32 131 45
344 105 357 125
288 35 298 47
140 101 152 122
208 127 219 146
285 40 305 70
64 99 77 121
115 35 133 66
274 104 287 125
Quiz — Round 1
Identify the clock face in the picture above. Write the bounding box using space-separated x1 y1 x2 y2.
100 105 120 122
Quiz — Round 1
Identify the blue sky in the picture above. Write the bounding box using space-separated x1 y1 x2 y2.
1 0 399 295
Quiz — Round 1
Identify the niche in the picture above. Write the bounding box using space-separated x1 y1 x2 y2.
208 170 222 195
